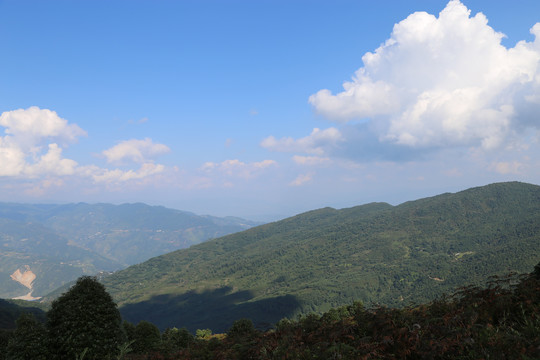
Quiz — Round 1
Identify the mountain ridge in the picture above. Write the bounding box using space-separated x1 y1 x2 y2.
100 181 540 332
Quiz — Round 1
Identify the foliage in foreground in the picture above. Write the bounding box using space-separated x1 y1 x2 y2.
46 276 125 360
120 268 540 359
1 266 539 359
0 298 46 330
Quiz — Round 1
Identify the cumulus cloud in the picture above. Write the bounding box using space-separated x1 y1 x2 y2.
309 0 540 150
102 138 170 164
201 159 276 180
0 106 86 147
25 144 78 177
0 107 85 177
261 127 343 155
0 138 26 176
0 107 170 187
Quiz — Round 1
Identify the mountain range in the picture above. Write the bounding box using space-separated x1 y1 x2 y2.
0 202 259 299
99 182 540 332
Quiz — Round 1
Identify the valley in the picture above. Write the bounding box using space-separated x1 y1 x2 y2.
0 203 259 299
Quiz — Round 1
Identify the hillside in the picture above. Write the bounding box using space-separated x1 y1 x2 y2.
0 298 46 330
102 182 540 332
0 218 120 299
0 202 259 299
36 202 260 265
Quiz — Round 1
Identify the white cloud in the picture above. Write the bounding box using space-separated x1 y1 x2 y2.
289 173 314 186
0 107 170 187
201 159 276 180
0 106 86 149
292 155 331 166
90 163 166 183
261 127 343 155
0 107 85 177
25 144 78 177
127 117 149 125
102 138 170 164
0 138 26 176
22 178 66 197
491 161 526 175
309 0 540 150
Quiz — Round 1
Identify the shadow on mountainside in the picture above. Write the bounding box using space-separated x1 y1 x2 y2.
119 286 301 333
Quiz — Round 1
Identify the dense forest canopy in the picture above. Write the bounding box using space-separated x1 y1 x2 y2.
102 182 540 332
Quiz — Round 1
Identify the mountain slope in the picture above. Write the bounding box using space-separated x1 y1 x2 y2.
38 202 259 265
102 182 540 332
0 202 259 299
0 299 46 330
0 218 120 299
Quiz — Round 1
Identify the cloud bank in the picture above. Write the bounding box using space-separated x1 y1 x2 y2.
309 0 540 151
0 107 85 177
0 107 169 186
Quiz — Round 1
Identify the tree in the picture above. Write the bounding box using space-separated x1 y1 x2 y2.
161 327 193 354
196 328 212 340
122 320 136 344
47 276 125 359
5 313 48 360
227 318 256 341
533 261 540 280
0 330 13 360
132 320 161 354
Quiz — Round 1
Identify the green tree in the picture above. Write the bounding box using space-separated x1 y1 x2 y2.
196 328 212 339
227 318 256 341
0 329 13 360
533 261 540 280
132 320 161 354
47 276 124 359
122 321 136 343
227 319 258 359
161 327 194 354
5 313 48 360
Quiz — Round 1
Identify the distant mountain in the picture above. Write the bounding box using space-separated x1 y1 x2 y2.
0 218 120 299
35 203 260 266
0 202 260 299
101 182 540 332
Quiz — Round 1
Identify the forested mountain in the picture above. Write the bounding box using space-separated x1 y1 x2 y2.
0 299 45 330
101 182 540 332
0 203 259 299
0 218 119 299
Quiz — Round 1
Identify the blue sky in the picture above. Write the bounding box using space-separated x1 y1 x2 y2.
1 0 540 220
